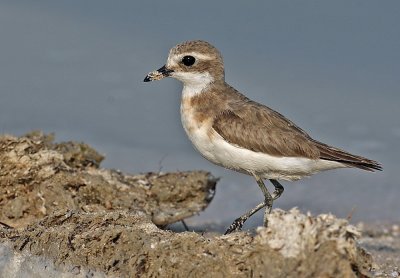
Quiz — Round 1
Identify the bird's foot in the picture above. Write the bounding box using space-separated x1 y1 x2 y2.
272 191 282 200
270 180 284 200
224 217 245 235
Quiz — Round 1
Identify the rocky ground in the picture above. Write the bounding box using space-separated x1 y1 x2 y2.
358 223 400 277
0 132 398 277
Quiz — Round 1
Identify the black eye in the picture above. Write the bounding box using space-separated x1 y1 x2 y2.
182 55 196 66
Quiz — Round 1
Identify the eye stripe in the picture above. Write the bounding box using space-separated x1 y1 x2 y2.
180 52 213 60
166 52 214 68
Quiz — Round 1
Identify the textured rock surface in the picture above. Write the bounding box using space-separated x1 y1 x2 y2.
0 132 217 229
358 223 400 277
0 132 392 277
1 209 371 277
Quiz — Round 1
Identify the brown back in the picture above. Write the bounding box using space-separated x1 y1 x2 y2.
191 82 382 171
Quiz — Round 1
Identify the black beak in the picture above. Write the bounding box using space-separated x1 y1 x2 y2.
143 65 174 82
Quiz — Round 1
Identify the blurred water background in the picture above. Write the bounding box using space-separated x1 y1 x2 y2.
1 1 399 228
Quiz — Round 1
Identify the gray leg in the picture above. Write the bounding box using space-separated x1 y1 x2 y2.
224 201 266 234
181 220 189 231
224 174 278 234
254 175 273 227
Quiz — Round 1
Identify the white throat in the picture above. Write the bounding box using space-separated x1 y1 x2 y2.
172 71 214 98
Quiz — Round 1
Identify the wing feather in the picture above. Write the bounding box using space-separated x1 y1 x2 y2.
211 96 382 171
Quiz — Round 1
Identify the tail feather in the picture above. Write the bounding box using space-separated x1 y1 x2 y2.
315 142 382 172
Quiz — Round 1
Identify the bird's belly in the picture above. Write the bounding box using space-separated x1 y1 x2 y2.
180 105 345 181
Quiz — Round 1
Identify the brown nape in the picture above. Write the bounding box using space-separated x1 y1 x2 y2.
315 141 382 171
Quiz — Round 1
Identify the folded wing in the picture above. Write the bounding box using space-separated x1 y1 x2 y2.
212 99 382 172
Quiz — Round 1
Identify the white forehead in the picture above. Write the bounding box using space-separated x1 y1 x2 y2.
166 51 214 67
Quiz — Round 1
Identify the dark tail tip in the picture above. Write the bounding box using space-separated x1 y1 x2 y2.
345 160 383 172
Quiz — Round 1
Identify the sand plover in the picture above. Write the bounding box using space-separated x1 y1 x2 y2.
144 40 382 234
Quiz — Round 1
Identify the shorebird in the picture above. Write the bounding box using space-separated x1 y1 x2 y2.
144 40 382 234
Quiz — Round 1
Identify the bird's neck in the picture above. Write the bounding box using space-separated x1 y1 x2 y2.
181 76 225 99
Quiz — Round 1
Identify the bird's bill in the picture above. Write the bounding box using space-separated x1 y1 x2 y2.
143 65 174 82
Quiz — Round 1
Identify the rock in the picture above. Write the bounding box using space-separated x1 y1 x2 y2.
0 133 376 277
1 209 372 277
0 132 217 228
